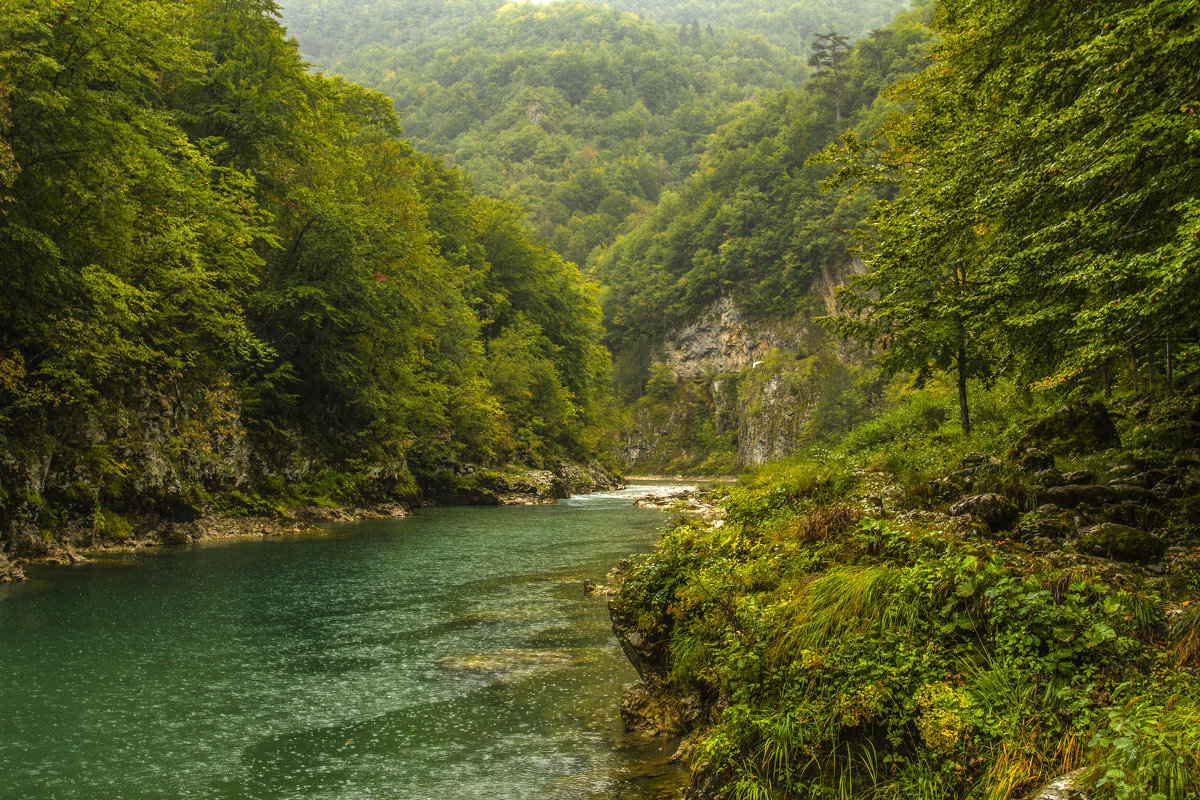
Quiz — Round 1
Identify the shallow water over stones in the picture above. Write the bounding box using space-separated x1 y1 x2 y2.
0 485 690 800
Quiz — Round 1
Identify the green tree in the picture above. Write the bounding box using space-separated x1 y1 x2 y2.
808 26 851 124
831 0 1200 400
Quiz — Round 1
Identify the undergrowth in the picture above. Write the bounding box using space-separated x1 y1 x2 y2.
613 383 1200 799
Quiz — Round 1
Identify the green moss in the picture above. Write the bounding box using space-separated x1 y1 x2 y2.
1075 524 1166 562
93 509 132 541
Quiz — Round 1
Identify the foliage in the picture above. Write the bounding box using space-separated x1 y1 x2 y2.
594 8 930 355
827 0 1200 427
616 454 1200 799
0 0 614 535
280 0 913 62
297 1 806 271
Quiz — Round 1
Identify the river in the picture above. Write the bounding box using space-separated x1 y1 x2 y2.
0 485 690 799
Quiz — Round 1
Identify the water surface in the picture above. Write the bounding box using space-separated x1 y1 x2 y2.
0 485 690 799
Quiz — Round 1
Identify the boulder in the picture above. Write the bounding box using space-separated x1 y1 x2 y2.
949 493 1020 532
1106 483 1159 505
1075 523 1166 561
1013 447 1056 472
961 452 998 468
1061 470 1095 485
1033 468 1064 487
1017 509 1077 541
1039 484 1114 509
1099 502 1163 531
1013 401 1120 456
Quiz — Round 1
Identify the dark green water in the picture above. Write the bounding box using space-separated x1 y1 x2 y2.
0 486 690 800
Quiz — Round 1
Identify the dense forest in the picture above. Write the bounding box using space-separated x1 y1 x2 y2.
280 0 910 279
0 0 614 547
603 2 1200 800
3 0 1200 799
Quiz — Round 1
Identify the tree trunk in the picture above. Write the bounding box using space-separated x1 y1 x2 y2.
1148 339 1156 391
1102 359 1112 399
957 344 971 437
1131 346 1139 394
1167 336 1174 393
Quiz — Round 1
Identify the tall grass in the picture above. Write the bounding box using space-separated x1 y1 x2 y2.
766 564 914 668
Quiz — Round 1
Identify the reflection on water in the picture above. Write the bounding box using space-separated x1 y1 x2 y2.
0 485 690 799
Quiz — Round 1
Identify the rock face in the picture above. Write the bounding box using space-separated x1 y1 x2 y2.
661 296 792 379
619 294 858 473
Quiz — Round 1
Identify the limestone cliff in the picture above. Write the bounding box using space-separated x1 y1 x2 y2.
617 280 862 474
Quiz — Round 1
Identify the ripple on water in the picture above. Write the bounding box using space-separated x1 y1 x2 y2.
0 486 694 799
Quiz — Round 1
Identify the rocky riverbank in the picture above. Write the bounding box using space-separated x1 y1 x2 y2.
1 502 411 576
1 458 623 580
607 400 1200 798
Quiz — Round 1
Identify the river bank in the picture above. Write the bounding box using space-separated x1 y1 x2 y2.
1 459 623 581
607 400 1200 799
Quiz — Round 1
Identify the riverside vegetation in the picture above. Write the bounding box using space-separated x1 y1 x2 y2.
601 0 1200 797
611 385 1200 800
2 1 1199 799
0 0 620 568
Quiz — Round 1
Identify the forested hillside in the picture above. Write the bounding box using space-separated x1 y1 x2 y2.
0 0 613 551
281 0 910 65
608 2 1200 798
271 0 926 476
279 0 912 271
596 7 929 386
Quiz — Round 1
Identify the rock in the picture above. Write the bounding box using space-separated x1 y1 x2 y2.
1106 464 1139 484
660 296 785 379
943 515 991 537
961 452 992 466
930 476 963 500
1014 447 1056 472
0 551 26 582
616 628 669 682
950 493 1020 532
1039 484 1114 509
1017 509 1077 541
1132 469 1170 488
1106 483 1159 505
1061 470 1095 485
1013 401 1120 456
1023 769 1089 800
1075 523 1166 561
1033 468 1064 487
620 680 685 738
1154 480 1186 501
1099 502 1163 531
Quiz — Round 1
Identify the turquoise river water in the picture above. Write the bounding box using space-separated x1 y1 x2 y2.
0 485 691 800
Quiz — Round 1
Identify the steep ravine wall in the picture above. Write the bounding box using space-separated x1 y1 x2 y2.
617 268 864 474
0 382 620 573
